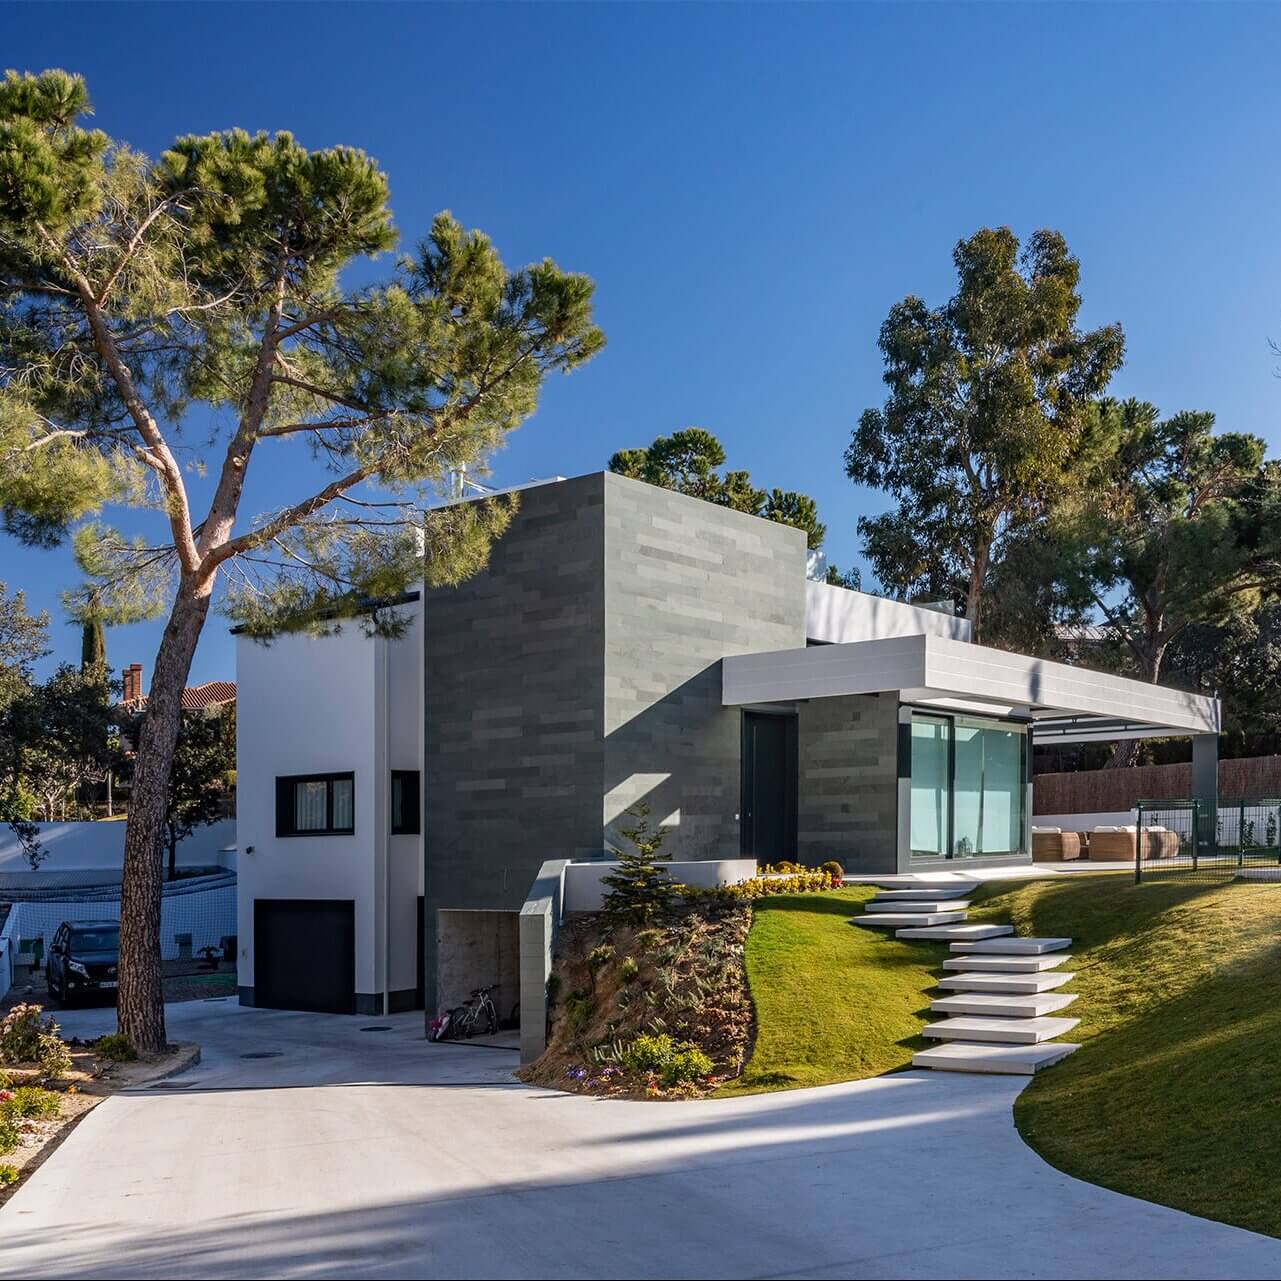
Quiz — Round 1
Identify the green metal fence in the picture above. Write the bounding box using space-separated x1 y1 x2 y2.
1134 797 1281 883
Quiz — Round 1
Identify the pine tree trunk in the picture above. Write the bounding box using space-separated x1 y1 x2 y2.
117 584 211 1053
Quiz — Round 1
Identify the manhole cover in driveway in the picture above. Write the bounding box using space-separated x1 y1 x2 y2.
240 1051 284 1059
360 1025 393 1032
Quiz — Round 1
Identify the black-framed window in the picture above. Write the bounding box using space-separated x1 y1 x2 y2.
391 770 420 835
276 772 355 836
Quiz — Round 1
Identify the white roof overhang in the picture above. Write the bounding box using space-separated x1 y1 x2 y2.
722 634 1220 743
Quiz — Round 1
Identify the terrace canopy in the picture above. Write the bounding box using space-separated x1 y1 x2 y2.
722 633 1220 745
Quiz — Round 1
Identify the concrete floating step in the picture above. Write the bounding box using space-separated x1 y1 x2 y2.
930 991 1080 1019
922 1014 1080 1045
950 936 1071 956
854 911 969 929
942 953 1072 973
896 923 1012 941
938 970 1075 994
866 899 972 914
912 1041 1080 1075
869 886 977 901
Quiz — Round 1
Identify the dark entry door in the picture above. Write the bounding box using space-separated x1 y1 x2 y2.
741 712 798 862
254 899 355 1015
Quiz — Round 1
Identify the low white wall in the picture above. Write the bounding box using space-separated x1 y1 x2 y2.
563 858 758 913
0 819 236 881
1033 811 1134 832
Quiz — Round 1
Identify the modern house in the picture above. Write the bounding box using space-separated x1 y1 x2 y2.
234 470 1220 1020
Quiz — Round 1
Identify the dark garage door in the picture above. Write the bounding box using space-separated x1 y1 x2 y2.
254 899 355 1015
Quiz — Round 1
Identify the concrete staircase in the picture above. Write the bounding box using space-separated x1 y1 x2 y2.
854 881 1080 1075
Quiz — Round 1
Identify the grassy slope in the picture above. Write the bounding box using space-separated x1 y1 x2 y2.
728 874 1281 1238
965 873 1281 1239
721 885 948 1095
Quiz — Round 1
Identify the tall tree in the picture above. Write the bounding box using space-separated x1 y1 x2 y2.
0 580 49 710
79 615 105 678
0 71 603 1051
1053 401 1281 763
609 428 827 549
847 227 1125 639
0 580 48 865
120 705 233 882
8 663 116 821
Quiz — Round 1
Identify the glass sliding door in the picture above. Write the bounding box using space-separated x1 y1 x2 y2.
908 712 1028 860
909 716 951 858
952 718 1026 857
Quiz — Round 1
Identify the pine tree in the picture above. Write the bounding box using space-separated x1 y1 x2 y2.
601 806 676 925
0 71 603 1051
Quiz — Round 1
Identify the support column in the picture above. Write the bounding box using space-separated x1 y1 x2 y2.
1191 733 1219 855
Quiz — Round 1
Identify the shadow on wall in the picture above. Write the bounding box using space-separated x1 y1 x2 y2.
603 663 738 862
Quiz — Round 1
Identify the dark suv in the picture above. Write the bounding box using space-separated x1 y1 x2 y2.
47 921 120 1004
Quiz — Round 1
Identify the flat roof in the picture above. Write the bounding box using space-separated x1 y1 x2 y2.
722 633 1220 742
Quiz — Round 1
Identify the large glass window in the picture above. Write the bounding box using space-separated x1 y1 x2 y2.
909 714 1027 859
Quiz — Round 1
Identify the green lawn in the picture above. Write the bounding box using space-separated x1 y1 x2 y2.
720 885 945 1094
965 873 1281 1239
726 873 1281 1239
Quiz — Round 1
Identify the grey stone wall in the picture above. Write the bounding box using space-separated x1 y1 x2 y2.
423 474 606 1004
424 471 811 1011
601 472 806 859
797 693 900 874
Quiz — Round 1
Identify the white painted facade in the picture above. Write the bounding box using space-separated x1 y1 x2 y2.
235 600 423 1011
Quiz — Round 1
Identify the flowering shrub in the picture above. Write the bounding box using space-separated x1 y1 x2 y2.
0 1087 60 1122
621 1033 714 1086
0 1005 71 1078
677 870 840 904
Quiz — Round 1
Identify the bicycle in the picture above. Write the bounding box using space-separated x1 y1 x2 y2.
429 984 499 1041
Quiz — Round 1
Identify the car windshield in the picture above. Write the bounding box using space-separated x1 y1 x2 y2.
70 929 119 951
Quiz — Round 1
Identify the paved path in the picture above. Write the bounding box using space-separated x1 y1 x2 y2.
3 1000 1279 1280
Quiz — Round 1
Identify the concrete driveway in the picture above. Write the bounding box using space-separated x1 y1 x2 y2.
3 1000 1280 1281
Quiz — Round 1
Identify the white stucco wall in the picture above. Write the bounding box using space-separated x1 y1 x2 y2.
805 581 973 645
235 601 422 1005
0 820 235 883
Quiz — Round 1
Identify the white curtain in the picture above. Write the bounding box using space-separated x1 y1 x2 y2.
295 780 329 831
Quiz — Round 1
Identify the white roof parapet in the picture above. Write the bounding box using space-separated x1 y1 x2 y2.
723 633 1220 741
806 581 972 645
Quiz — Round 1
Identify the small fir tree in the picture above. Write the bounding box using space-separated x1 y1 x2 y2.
602 806 675 925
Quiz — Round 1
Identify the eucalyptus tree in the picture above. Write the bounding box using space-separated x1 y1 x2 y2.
1057 400 1278 685
0 71 604 1050
848 227 1125 639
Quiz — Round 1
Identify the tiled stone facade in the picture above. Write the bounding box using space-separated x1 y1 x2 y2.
601 472 806 859
797 693 900 874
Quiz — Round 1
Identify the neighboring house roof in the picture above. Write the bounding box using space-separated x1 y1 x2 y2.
1053 623 1117 644
180 681 237 711
119 681 236 714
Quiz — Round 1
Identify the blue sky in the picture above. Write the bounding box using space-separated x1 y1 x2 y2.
5 1 1281 686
